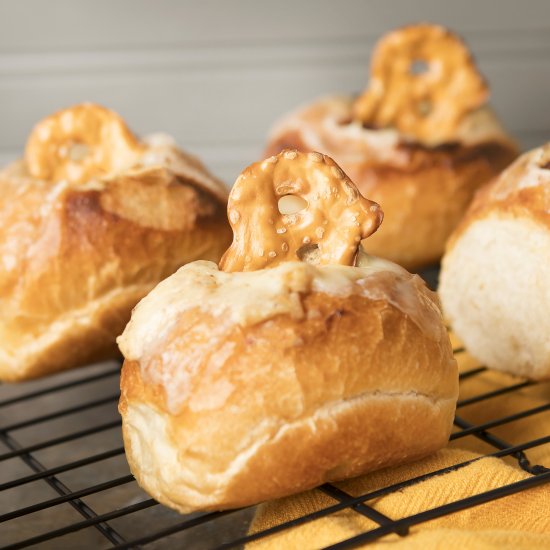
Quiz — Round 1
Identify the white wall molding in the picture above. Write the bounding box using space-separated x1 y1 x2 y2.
1 27 549 78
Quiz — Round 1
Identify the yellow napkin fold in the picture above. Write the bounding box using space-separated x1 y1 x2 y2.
248 341 550 549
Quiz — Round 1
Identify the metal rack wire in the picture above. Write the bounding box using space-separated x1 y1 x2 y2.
1 296 549 549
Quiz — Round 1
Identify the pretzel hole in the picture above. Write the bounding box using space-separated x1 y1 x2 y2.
417 99 432 117
297 243 320 265
410 59 429 75
278 195 308 215
68 143 90 162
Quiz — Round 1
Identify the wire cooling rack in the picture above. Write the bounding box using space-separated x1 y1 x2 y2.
1 269 550 549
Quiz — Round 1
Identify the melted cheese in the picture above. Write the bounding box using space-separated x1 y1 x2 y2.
117 252 443 365
272 96 514 165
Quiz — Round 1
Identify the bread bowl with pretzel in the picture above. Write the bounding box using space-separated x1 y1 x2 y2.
0 103 230 381
265 24 518 270
440 143 550 380
117 149 458 513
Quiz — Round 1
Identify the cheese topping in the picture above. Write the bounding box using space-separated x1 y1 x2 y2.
271 96 514 166
117 252 443 366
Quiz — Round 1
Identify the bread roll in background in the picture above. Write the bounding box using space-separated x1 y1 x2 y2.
0 104 231 381
265 25 518 270
440 143 550 380
118 150 457 513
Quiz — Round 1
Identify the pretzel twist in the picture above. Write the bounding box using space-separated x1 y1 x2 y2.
353 24 489 145
25 103 144 184
220 150 383 272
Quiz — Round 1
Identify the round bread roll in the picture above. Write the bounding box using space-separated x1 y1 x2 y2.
440 143 550 380
117 150 457 513
0 104 231 381
265 25 518 269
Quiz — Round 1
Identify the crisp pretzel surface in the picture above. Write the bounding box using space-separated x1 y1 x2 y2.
353 24 489 144
220 149 383 272
25 103 144 184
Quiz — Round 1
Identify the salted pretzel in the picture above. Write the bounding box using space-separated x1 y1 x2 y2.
353 24 489 145
25 103 144 184
220 149 383 272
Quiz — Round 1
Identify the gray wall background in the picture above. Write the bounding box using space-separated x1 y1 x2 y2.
0 0 549 184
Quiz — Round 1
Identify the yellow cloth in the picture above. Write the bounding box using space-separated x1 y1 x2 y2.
248 337 550 549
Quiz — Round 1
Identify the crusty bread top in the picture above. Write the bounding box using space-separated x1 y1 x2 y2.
475 142 550 206
266 96 516 163
447 142 550 247
118 252 447 411
129 132 228 203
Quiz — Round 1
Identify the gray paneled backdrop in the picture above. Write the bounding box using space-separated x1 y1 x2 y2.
0 0 549 184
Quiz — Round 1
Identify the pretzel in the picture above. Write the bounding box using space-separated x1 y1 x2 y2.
353 24 489 145
25 103 144 184
219 149 383 272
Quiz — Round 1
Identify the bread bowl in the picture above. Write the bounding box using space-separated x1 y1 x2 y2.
118 149 458 513
440 143 550 380
0 103 230 381
265 24 518 269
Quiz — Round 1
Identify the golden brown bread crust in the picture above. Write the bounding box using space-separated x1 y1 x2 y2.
265 97 518 270
446 144 550 248
356 141 517 268
0 162 231 381
119 285 457 512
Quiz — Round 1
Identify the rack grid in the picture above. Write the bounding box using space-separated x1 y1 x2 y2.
1 272 549 549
